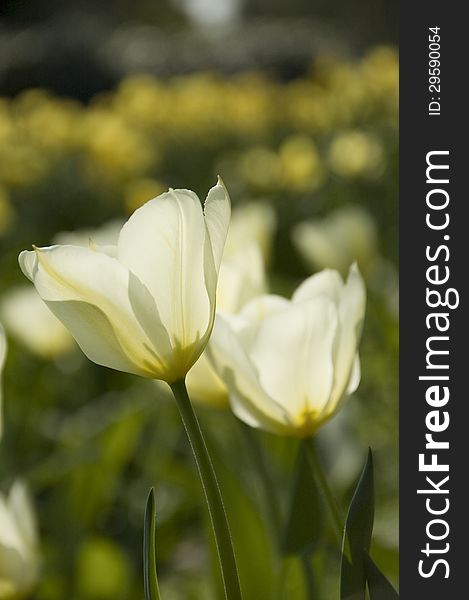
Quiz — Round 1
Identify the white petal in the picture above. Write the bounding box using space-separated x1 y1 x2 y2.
292 269 343 304
234 294 290 350
207 315 292 434
8 482 37 551
0 492 22 549
216 242 266 314
117 188 211 355
248 298 338 429
346 355 361 395
203 177 231 274
328 264 366 411
186 350 228 408
225 201 276 263
19 246 164 377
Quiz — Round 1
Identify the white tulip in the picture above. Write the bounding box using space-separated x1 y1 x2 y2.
18 180 230 383
208 265 365 437
0 325 6 439
0 481 39 599
1 287 74 359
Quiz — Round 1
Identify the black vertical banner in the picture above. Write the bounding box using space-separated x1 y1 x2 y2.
400 3 466 598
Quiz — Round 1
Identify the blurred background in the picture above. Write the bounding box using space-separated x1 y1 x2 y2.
0 1 398 598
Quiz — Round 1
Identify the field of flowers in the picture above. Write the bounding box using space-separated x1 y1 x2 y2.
0 46 398 599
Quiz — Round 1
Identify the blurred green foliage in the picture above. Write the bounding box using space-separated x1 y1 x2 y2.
0 46 398 599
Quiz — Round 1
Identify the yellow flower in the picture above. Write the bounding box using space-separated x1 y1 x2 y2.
239 147 281 191
279 135 325 191
328 130 384 178
208 266 365 437
19 180 231 383
0 482 40 600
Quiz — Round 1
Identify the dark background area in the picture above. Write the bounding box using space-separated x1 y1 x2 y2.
1 0 397 100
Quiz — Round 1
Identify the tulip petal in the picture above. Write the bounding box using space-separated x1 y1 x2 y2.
217 243 266 313
235 294 290 350
186 350 228 408
7 483 37 552
208 315 292 434
117 189 211 354
292 269 343 304
203 177 231 274
19 246 162 377
328 264 366 412
248 298 338 428
347 355 361 395
48 299 152 376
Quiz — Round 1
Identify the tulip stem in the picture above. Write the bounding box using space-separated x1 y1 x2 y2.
170 379 243 600
303 437 344 545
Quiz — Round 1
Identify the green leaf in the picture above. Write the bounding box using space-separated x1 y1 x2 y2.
340 448 374 600
365 554 399 599
282 444 324 554
143 487 161 600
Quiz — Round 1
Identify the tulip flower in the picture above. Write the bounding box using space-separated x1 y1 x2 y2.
18 179 230 384
0 481 39 600
1 287 74 359
208 265 365 437
0 324 5 439
18 180 242 599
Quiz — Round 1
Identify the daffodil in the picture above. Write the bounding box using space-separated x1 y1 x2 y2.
19 179 230 383
209 265 365 437
0 481 39 600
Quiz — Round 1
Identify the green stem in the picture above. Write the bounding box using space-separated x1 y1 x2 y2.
170 379 242 600
303 437 343 545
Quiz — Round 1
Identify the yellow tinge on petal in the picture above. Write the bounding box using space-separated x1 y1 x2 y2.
208 265 366 437
18 180 231 383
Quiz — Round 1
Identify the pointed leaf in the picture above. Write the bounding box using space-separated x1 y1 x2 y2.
282 444 324 554
340 448 374 600
365 553 399 599
143 487 161 600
